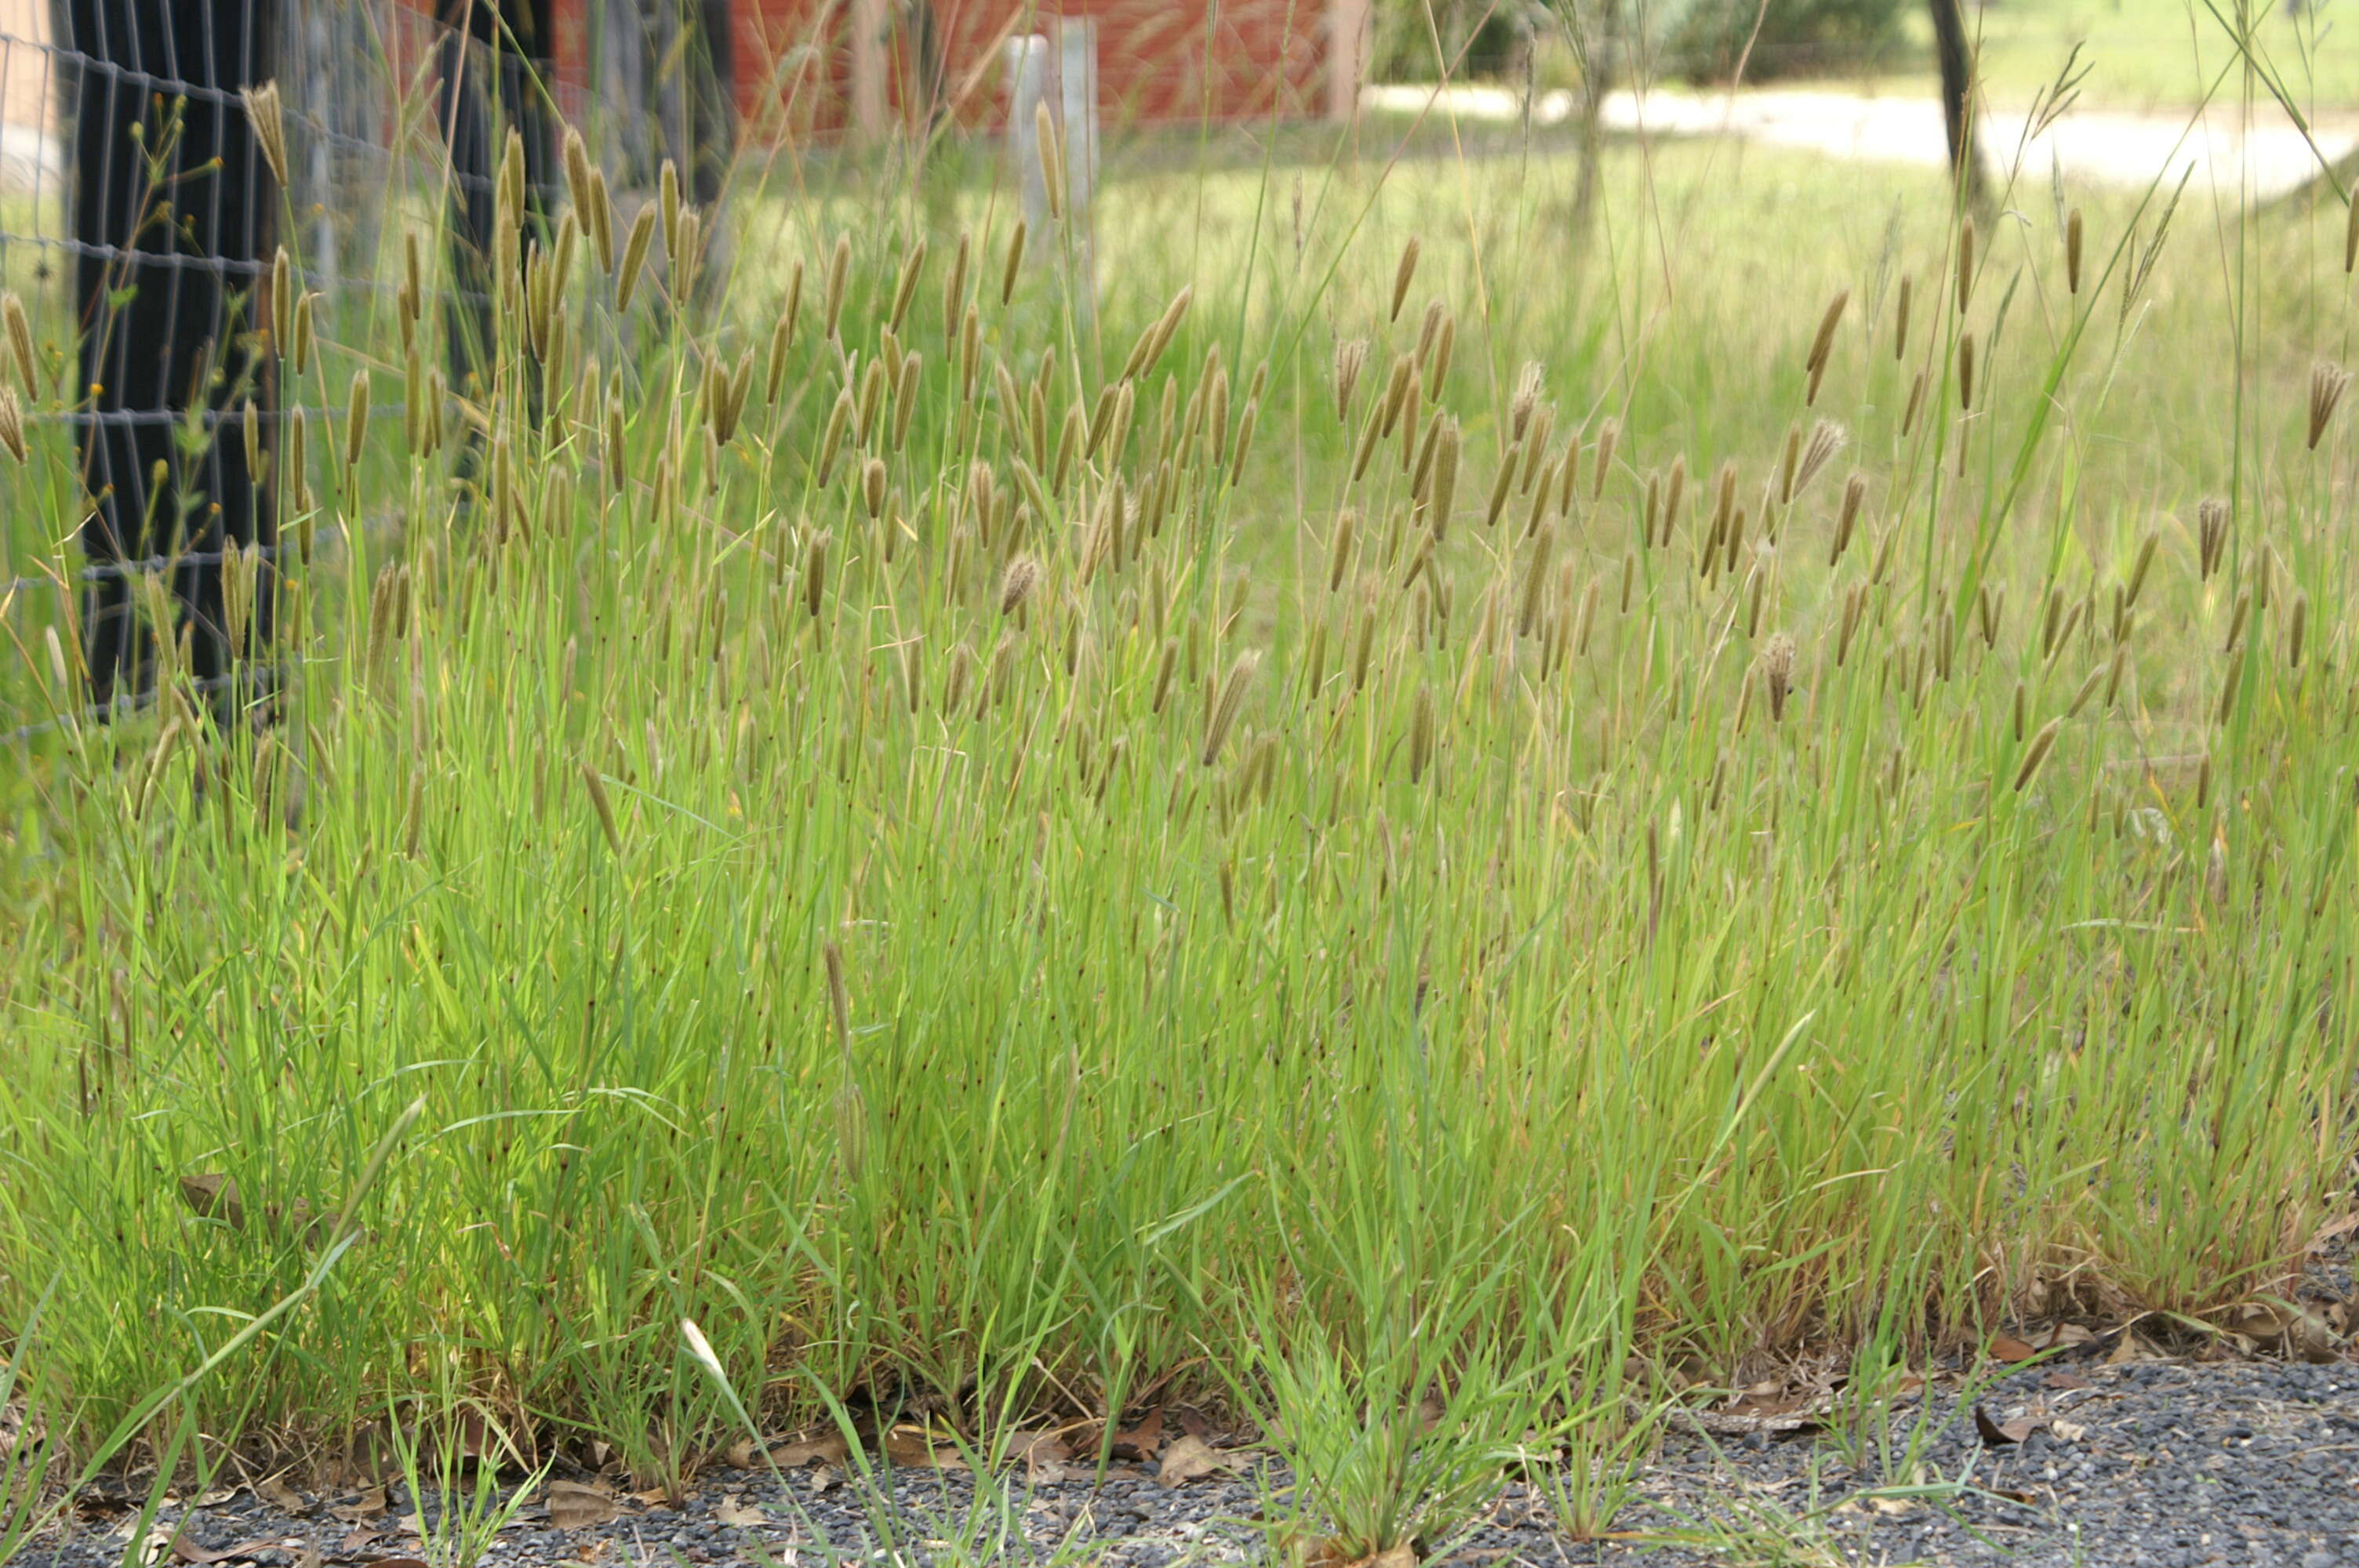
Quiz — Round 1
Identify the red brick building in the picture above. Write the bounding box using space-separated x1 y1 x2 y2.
546 0 1368 140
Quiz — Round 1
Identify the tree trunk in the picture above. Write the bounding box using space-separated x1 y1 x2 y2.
1928 0 1990 212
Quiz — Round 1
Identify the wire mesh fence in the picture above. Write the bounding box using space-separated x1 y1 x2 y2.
0 0 1357 744
0 0 737 740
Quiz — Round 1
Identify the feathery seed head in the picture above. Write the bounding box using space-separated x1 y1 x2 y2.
240 82 288 189
2310 361 2350 449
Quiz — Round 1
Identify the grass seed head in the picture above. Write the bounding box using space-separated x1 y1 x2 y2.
1203 651 1261 767
942 230 971 338
0 385 23 464
2013 716 2063 793
1036 102 1065 220
887 238 928 336
2067 208 2085 293
1958 332 1976 410
766 261 805 405
1333 338 1369 424
1792 419 1845 500
617 202 657 314
2310 361 2350 450
1001 555 1041 616
1001 220 1027 304
240 81 289 190
1956 216 1976 314
1831 473 1866 565
1805 288 1850 378
1893 274 1911 361
1391 235 1421 322
825 234 852 339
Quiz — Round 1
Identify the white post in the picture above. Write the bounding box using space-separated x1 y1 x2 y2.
1005 34 1052 238
850 0 889 144
1327 0 1372 125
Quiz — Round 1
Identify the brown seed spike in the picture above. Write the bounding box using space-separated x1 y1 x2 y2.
2066 209 2085 294
2310 361 2350 450
1805 289 1850 378
1956 216 1976 314
1390 236 1421 323
1760 633 1797 721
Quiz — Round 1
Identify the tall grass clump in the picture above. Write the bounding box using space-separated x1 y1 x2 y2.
2 31 2358 1555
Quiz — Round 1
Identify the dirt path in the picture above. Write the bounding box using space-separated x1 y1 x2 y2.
1367 81 2359 201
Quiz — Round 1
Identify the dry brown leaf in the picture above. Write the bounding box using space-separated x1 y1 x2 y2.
998 1429 1074 1483
714 1495 767 1529
1107 1408 1164 1461
545 1480 620 1532
2308 1212 2359 1252
333 1528 380 1557
766 1432 849 1469
1972 1404 2042 1446
2050 1419 2088 1443
326 1487 387 1523
1987 1332 2040 1364
881 1424 966 1470
2106 1332 2163 1365
393 1514 423 1538
1866 1496 1918 1517
1365 1546 1417 1568
360 1558 429 1568
1155 1434 1236 1487
255 1473 309 1515
725 1439 756 1470
2041 1370 2091 1391
807 1464 838 1495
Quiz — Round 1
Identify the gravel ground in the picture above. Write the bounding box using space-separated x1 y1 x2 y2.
22 1346 2359 1568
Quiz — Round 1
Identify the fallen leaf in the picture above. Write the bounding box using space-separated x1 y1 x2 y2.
544 1481 619 1532
392 1515 423 1538
360 1559 429 1568
806 1465 838 1496
998 1429 1074 1483
2048 1323 2097 1348
1973 1404 2041 1446
1866 1495 1919 1518
714 1495 766 1529
2041 1371 2091 1391
2105 1332 2163 1365
882 1424 966 1470
1365 1546 1417 1568
255 1473 309 1515
725 1440 755 1470
1986 1486 2039 1504
1107 1408 1164 1461
327 1487 386 1523
2308 1211 2359 1252
333 1529 380 1557
765 1432 849 1469
1156 1435 1238 1487
194 1488 241 1508
2050 1419 2088 1443
1987 1332 2040 1364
